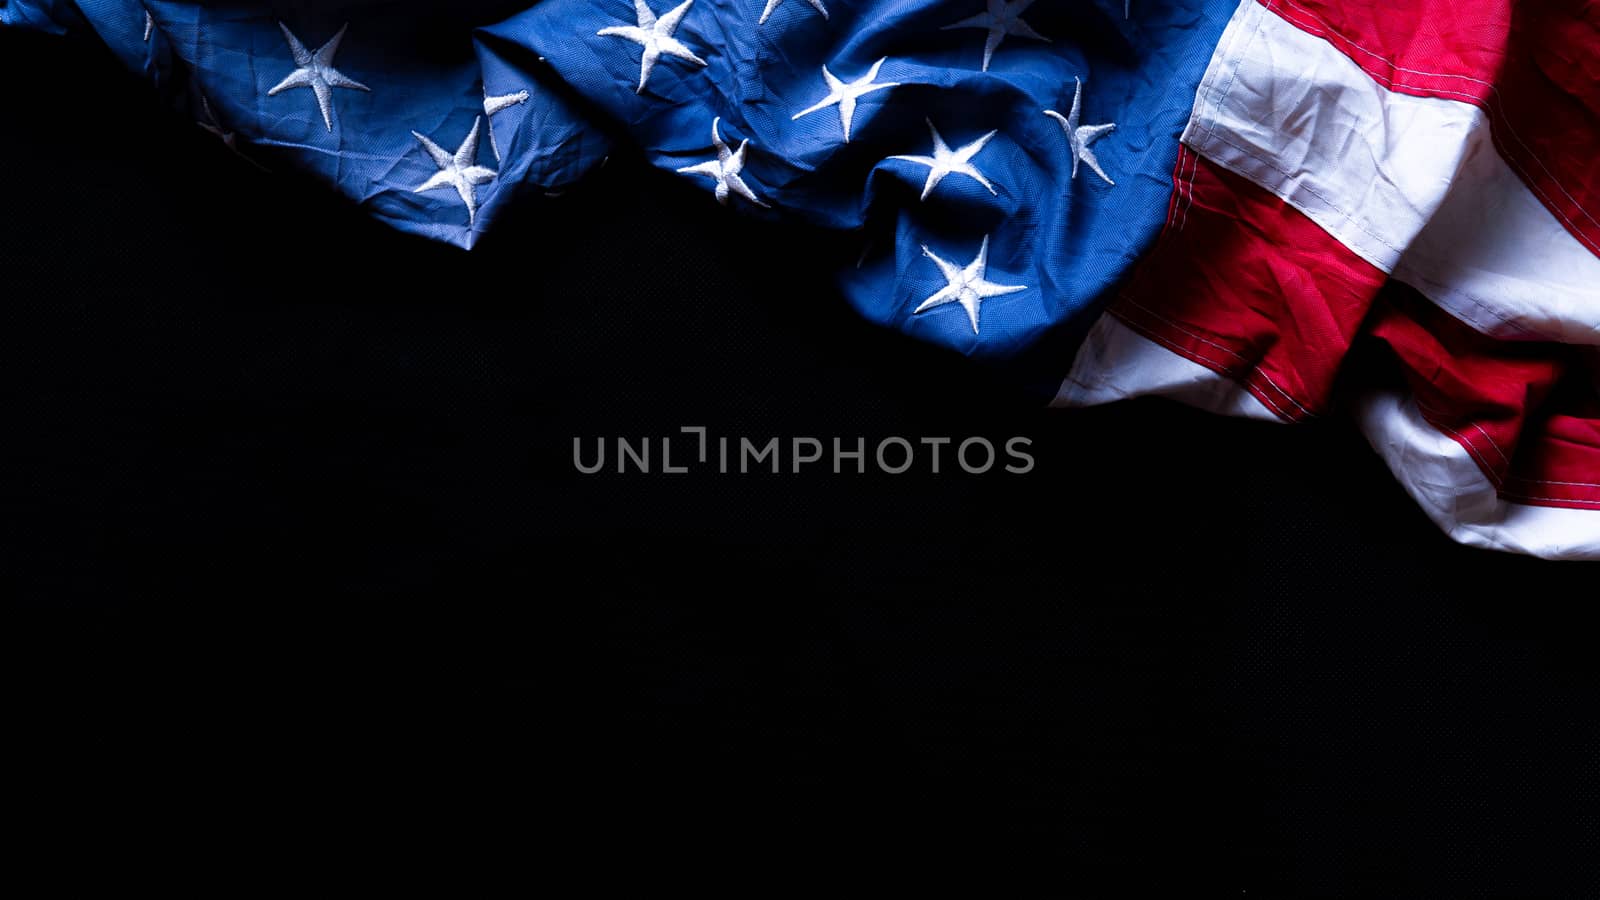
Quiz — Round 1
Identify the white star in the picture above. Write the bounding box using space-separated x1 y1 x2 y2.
941 0 1050 72
676 117 769 207
1044 76 1116 185
914 235 1026 333
197 96 267 170
791 58 897 143
597 0 707 95
411 117 498 226
143 11 154 42
484 90 530 117
483 88 530 161
889 119 999 201
267 22 370 132
197 95 237 150
759 0 828 25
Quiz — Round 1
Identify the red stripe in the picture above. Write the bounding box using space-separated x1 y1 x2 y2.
1364 290 1600 509
1122 147 1600 511
1505 408 1600 509
1365 289 1563 488
1112 147 1385 423
1264 0 1600 256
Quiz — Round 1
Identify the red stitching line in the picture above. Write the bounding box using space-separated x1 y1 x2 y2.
1501 494 1600 507
1109 300 1314 421
1507 474 1600 489
1109 309 1299 421
1408 400 1600 505
1269 0 1600 256
1118 295 1319 419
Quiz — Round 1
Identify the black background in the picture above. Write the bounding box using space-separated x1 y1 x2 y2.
6 28 1598 895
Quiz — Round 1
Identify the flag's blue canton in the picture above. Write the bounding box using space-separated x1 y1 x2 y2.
0 0 611 248
0 0 83 35
2 0 1236 357
504 0 1237 357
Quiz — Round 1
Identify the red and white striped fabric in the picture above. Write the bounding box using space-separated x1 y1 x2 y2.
1057 0 1600 559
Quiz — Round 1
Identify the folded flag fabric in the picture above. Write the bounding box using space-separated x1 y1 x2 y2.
506 0 1236 360
1052 0 1600 559
1 0 612 245
4 0 1598 558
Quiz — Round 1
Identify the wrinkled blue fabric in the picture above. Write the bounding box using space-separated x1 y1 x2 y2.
1 0 1234 358
508 0 1234 357
1 0 610 246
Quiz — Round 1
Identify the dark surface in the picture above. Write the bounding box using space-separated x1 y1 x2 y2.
5 29 1597 895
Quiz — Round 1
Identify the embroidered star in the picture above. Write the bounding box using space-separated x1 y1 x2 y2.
411 117 498 226
197 96 267 170
914 235 1026 333
267 22 370 132
483 88 530 161
889 119 999 200
597 0 707 95
676 117 770 207
1044 76 1116 185
143 11 154 42
759 0 828 25
941 0 1050 72
791 58 897 143
197 96 237 151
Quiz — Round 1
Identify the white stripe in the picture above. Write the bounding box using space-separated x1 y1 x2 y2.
1051 315 1281 421
1060 1 1600 558
1395 138 1600 344
1356 391 1600 560
1183 0 1600 343
1058 319 1600 558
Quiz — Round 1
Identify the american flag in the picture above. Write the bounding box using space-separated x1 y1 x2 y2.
4 0 1596 557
